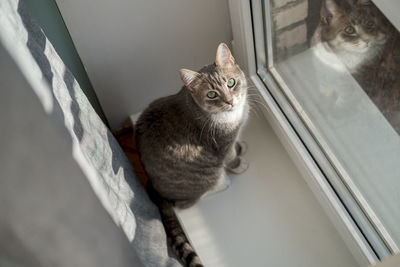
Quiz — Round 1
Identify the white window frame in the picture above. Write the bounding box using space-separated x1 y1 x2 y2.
228 0 400 265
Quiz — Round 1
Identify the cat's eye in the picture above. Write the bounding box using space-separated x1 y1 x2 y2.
227 78 236 88
366 21 375 28
207 91 218 99
344 26 356 35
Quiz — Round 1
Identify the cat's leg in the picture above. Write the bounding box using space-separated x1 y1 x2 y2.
225 143 249 174
226 156 249 174
201 173 231 199
235 141 248 156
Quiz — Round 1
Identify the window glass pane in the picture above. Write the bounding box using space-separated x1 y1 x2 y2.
264 0 400 249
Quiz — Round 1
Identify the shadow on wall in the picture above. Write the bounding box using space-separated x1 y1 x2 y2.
17 1 181 265
18 0 65 127
19 0 85 141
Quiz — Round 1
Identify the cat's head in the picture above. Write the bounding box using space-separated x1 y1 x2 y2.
319 0 390 54
178 43 247 114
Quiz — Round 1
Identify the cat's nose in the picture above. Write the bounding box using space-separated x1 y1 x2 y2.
226 100 233 105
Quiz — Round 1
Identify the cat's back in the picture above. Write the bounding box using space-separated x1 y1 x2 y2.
135 89 189 148
137 89 183 125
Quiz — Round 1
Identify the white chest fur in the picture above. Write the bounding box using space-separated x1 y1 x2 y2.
335 48 378 73
211 97 249 129
313 40 380 74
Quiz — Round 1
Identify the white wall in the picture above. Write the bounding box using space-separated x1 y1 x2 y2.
56 0 233 129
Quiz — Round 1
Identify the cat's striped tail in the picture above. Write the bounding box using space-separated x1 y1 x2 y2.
146 182 204 267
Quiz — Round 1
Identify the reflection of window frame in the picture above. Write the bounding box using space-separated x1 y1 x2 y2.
229 0 399 265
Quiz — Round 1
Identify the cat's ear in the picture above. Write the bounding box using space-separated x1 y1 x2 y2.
321 0 341 24
179 69 201 91
216 43 235 68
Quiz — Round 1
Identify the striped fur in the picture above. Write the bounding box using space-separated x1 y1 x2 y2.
146 183 203 267
135 43 249 266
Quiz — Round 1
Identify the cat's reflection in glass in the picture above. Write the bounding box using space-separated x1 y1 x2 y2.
312 0 400 133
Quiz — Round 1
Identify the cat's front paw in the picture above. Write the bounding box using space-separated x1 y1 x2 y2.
226 156 249 174
201 175 231 199
235 141 248 156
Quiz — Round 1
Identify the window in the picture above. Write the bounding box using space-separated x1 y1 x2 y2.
250 0 400 262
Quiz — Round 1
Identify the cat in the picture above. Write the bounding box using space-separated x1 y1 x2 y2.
312 0 400 133
311 0 391 73
134 43 249 267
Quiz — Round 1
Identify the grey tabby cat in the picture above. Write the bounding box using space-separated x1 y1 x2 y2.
135 43 249 267
313 0 400 133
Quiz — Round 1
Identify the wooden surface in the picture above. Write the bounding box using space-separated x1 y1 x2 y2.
114 125 148 187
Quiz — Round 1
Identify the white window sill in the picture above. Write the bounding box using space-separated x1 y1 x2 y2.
176 113 358 267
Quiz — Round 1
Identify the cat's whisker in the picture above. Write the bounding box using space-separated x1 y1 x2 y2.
247 95 266 103
248 99 269 111
207 119 214 141
212 121 218 146
248 93 259 97
248 107 260 118
247 98 270 118
247 102 263 118
199 117 211 142
248 99 265 108
246 95 264 101
212 122 217 145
